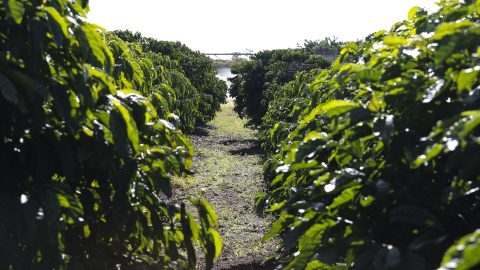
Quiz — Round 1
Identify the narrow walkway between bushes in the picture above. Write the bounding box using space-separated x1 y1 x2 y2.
172 100 278 270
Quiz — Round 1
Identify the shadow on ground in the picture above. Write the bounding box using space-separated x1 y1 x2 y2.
219 139 265 157
228 145 265 156
220 139 257 145
215 259 280 270
191 124 216 136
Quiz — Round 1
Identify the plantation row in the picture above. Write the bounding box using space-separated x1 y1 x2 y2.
231 0 480 269
0 0 225 269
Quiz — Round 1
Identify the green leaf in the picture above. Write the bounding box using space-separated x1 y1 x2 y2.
211 229 222 260
459 110 480 138
322 100 361 117
83 24 107 65
109 109 130 159
367 95 380 112
78 0 89 9
255 193 269 214
181 203 196 269
69 2 87 18
149 170 172 197
123 59 134 82
0 73 18 104
268 201 286 212
202 199 218 229
412 143 445 168
440 229 480 270
458 67 479 93
434 36 458 66
284 221 313 252
383 37 410 46
263 213 292 242
351 68 381 82
306 260 331 270
57 193 70 208
329 187 360 210
7 0 24 24
131 60 144 87
44 7 70 44
434 21 474 40
285 221 334 270
113 100 139 152
408 6 420 21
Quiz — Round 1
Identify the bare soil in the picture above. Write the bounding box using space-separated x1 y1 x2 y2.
171 103 280 270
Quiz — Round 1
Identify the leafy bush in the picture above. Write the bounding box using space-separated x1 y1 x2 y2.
258 1 480 269
107 33 203 133
0 0 220 268
113 30 228 128
229 49 332 127
260 69 323 154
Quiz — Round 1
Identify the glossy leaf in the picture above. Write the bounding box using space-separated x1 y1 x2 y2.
322 100 361 117
440 229 480 270
7 0 24 24
0 73 18 104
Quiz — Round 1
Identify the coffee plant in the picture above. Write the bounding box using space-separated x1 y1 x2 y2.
106 33 203 133
0 0 221 269
257 0 480 269
229 49 332 127
113 30 228 129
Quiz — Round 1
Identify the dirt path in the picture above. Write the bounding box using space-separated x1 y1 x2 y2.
172 101 278 270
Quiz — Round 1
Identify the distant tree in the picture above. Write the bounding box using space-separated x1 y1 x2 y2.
113 30 228 127
301 36 362 55
229 49 331 127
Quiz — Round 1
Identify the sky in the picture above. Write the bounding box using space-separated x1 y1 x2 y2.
87 0 439 55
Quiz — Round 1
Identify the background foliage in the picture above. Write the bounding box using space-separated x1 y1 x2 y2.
253 0 480 269
229 49 332 127
301 36 359 56
211 57 248 69
0 0 221 268
113 30 228 129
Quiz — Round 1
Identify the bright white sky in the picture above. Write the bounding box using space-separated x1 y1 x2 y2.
87 0 439 54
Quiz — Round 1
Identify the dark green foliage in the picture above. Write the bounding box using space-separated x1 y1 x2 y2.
113 30 228 129
229 49 332 127
106 33 202 133
0 1 220 269
258 1 480 269
260 69 323 154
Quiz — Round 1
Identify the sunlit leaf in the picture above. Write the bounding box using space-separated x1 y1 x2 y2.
329 187 360 210
408 6 420 21
457 67 479 93
440 230 480 270
322 100 361 117
44 7 70 45
7 0 24 24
